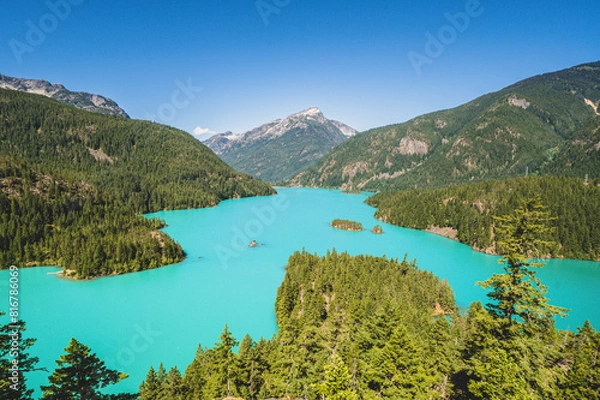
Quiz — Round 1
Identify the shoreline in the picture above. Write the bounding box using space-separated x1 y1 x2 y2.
375 217 600 263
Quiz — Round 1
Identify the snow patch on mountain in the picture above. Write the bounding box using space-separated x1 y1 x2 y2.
205 107 356 154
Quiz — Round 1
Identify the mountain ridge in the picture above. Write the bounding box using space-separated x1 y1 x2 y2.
289 61 600 190
205 106 357 182
0 73 129 118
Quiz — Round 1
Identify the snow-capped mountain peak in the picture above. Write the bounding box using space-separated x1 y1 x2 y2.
203 107 357 182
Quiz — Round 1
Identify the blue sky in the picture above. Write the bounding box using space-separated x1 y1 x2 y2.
1 0 599 136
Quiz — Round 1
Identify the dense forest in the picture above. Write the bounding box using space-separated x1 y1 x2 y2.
0 89 274 278
367 176 600 261
0 157 184 277
140 249 457 400
134 200 599 399
2 200 599 399
330 219 364 231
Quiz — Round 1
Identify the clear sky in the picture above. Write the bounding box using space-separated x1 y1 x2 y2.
1 0 599 136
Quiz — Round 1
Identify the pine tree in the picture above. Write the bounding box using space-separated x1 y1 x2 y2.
41 338 136 399
369 324 434 399
182 346 209 399
478 197 568 338
467 198 571 398
428 316 459 399
236 334 267 400
316 353 358 400
0 314 39 400
163 366 187 399
139 366 161 400
561 321 600 399
203 325 239 399
468 346 531 400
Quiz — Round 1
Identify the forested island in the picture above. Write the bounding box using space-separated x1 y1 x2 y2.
0 89 274 279
367 176 600 261
331 219 364 232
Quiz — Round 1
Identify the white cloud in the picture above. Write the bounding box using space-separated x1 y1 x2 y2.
193 126 216 136
192 126 218 142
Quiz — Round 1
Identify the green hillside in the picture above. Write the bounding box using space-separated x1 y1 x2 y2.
290 62 600 190
366 176 600 261
0 88 274 278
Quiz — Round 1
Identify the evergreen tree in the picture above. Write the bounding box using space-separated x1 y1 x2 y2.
316 353 358 400
0 314 39 400
203 325 239 399
478 197 568 338
163 366 187 399
139 366 161 400
182 346 209 399
561 321 600 399
41 338 136 400
468 346 530 400
369 324 434 399
428 316 459 399
466 198 570 398
236 334 268 400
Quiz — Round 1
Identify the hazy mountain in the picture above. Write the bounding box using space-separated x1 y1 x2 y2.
0 73 129 118
205 107 357 182
289 61 600 191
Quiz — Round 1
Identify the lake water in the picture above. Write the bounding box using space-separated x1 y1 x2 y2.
1 188 599 395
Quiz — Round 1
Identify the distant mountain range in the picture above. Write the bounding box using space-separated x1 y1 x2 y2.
204 107 357 182
0 73 129 118
289 61 600 190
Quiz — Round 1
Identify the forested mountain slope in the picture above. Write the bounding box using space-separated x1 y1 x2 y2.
0 88 274 278
290 62 600 190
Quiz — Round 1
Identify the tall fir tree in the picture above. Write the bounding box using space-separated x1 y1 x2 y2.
467 197 570 398
203 325 239 399
478 197 568 338
41 338 136 400
139 366 161 400
315 353 358 400
561 321 600 399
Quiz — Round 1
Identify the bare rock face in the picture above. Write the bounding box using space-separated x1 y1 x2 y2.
0 73 129 118
508 95 531 110
204 107 357 182
397 136 429 156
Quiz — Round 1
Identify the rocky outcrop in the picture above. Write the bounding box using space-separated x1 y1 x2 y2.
0 73 129 117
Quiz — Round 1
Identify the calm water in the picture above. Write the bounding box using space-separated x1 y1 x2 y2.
1 188 598 395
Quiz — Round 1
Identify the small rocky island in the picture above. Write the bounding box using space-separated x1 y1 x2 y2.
248 240 258 248
331 219 364 232
371 225 384 234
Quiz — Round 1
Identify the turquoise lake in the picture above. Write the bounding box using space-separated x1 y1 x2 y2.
1 188 599 395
